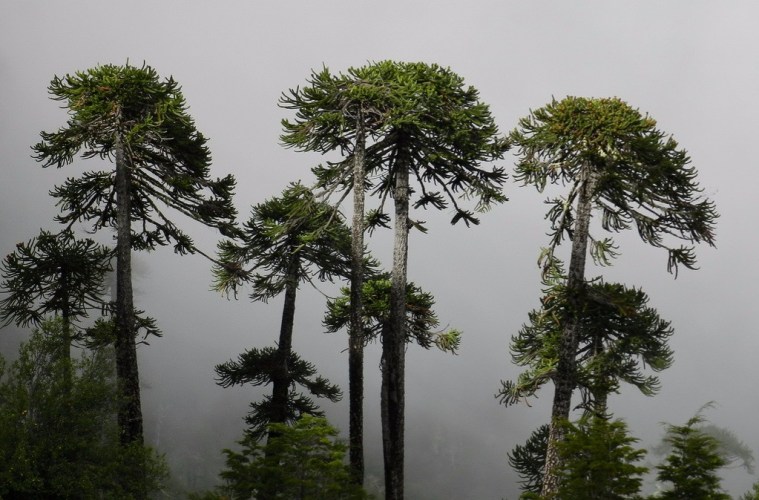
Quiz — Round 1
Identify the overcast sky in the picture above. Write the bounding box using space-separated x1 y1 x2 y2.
2 2 758 498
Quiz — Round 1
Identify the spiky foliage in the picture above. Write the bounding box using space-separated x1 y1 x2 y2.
213 184 350 449
0 230 111 334
324 275 461 353
215 347 341 440
655 405 731 499
219 415 369 500
511 96 717 276
510 96 716 496
499 272 673 412
509 424 549 496
33 63 238 448
213 183 351 300
555 415 647 499
35 63 238 250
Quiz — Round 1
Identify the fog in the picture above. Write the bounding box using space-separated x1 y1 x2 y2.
2 2 758 498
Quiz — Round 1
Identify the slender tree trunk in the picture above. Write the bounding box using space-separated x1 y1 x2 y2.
349 120 367 485
382 163 409 500
270 257 299 427
541 169 598 497
114 138 144 448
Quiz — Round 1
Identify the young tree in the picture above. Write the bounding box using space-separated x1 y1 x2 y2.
323 274 461 355
213 184 350 443
33 63 238 447
508 424 549 496
555 415 647 500
0 318 167 498
0 229 111 361
510 96 717 495
655 406 731 499
499 273 674 416
218 415 369 500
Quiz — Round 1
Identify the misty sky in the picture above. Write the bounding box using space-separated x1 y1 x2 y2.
1 2 758 498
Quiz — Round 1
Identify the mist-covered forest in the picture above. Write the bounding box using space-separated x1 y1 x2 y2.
2 3 758 499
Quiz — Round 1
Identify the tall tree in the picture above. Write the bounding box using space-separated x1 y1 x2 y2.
293 61 507 499
280 65 394 483
509 96 717 495
33 63 238 449
0 229 111 361
213 184 351 438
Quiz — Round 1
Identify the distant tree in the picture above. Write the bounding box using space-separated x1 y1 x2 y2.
510 96 718 495
0 318 167 498
323 274 461 354
499 270 674 417
655 406 731 499
218 414 369 500
0 229 111 361
33 63 238 449
740 481 759 500
281 65 395 483
213 185 350 443
555 415 647 500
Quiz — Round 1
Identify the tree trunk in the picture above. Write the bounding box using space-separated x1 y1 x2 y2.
349 121 366 485
541 169 598 497
114 138 144 448
381 163 409 500
270 256 299 427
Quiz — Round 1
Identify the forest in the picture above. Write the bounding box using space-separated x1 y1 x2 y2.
0 59 755 500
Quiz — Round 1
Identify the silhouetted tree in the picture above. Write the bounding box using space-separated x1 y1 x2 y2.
1 229 111 361
33 63 238 450
510 96 717 495
213 184 350 439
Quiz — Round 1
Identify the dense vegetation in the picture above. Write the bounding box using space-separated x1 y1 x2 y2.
1 61 753 500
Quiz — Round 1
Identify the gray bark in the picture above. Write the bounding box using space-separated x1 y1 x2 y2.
541 168 598 497
349 122 366 485
382 163 409 500
114 138 144 447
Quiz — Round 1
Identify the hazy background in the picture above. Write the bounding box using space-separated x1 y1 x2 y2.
1 2 758 498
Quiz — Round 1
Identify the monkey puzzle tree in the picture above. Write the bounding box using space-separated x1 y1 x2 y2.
323 274 461 355
280 64 396 483
509 96 717 495
291 61 506 499
0 229 111 361
33 63 238 447
213 184 351 441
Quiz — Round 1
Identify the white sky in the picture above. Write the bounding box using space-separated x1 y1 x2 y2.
1 2 758 497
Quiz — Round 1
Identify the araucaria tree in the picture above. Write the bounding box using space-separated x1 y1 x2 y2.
509 96 718 496
33 63 238 448
213 184 351 439
0 229 112 361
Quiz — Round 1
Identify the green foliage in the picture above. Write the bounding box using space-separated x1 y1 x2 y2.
510 96 717 275
655 406 731 499
0 229 111 330
217 414 369 499
213 182 352 300
740 481 759 500
215 346 341 440
509 424 548 495
554 415 647 499
34 62 238 253
281 61 509 229
499 270 673 410
323 274 461 353
0 318 168 498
